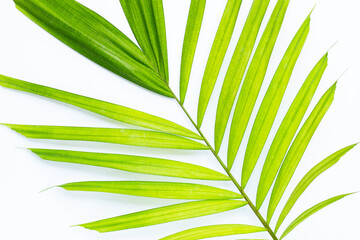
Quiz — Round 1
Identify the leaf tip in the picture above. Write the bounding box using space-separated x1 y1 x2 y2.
39 185 58 194
327 40 339 53
309 4 317 17
336 68 349 82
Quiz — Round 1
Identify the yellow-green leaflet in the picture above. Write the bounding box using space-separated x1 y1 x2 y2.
214 0 270 152
160 224 265 240
79 200 247 233
275 144 357 232
267 82 337 222
242 14 310 188
280 193 354 239
180 0 206 104
228 0 290 169
60 181 242 200
0 75 201 139
14 0 172 97
4 125 209 150
256 53 328 209
29 149 230 181
119 0 169 82
197 0 243 127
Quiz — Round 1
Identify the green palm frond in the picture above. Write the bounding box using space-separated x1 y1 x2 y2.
79 200 247 233
29 148 230 180
228 0 290 170
0 0 358 239
13 0 172 97
256 52 328 209
215 0 270 152
197 0 243 127
279 193 355 239
160 224 266 240
267 82 336 222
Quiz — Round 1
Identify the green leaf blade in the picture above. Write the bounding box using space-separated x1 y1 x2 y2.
60 181 242 200
4 125 209 150
79 200 247 233
228 0 290 170
256 53 328 209
30 149 230 181
161 224 266 240
0 75 201 139
197 0 243 127
119 0 169 82
180 0 206 104
214 0 271 152
242 14 311 189
14 0 172 96
275 144 357 232
280 193 354 239
267 82 337 222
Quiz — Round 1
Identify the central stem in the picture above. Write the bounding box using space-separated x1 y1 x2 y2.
173 96 278 240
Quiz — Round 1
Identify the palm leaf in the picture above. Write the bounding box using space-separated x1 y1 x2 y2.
256 53 328 209
275 144 357 232
197 0 243 127
29 148 230 181
280 193 354 239
161 224 266 240
267 82 337 222
0 74 200 139
179 0 206 103
119 0 169 82
59 181 242 200
13 0 172 96
214 0 271 152
241 12 310 187
4 124 208 150
1 0 356 239
228 0 290 170
78 200 247 233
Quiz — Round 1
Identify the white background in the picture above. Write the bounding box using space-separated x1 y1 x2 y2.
0 0 360 239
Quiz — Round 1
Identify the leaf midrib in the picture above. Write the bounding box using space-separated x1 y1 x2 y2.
171 91 279 240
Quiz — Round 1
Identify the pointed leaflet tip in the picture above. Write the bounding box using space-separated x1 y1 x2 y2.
328 40 339 53
39 185 59 194
337 68 349 81
309 4 317 16
274 143 359 233
280 192 356 239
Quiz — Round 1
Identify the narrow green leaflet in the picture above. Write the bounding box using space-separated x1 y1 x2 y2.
256 53 328 209
197 0 243 127
60 181 242 200
119 0 169 82
242 14 310 188
29 149 230 180
228 0 290 170
79 200 247 232
14 0 172 97
214 0 270 152
0 75 201 139
280 193 354 239
275 144 357 232
161 224 265 240
180 0 206 103
267 82 337 222
4 125 209 150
